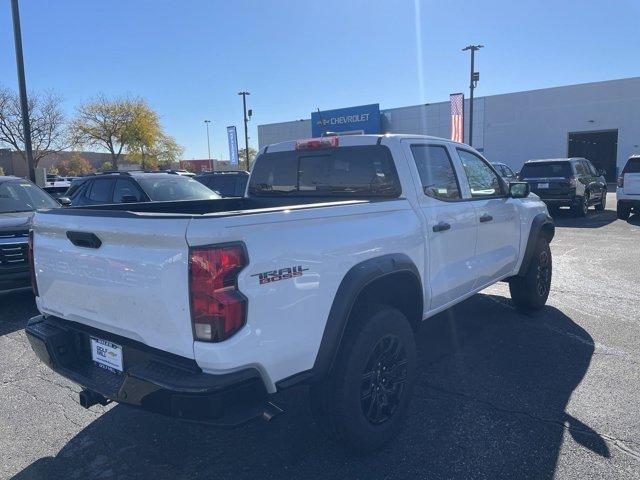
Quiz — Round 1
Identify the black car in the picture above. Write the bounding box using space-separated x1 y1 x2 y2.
43 185 71 200
519 158 607 217
490 162 518 182
0 176 59 294
64 171 221 206
195 171 249 197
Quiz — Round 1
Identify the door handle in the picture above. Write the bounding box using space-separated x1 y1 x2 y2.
66 231 102 249
432 221 451 232
479 214 493 223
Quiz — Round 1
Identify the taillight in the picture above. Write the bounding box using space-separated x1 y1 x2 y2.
28 230 39 296
189 243 248 342
295 136 339 150
618 175 624 188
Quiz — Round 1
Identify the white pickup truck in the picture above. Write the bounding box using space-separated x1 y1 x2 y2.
26 134 554 452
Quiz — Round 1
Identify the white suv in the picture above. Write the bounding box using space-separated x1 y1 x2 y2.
617 155 640 220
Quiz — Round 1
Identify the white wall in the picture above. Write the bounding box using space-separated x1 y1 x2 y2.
258 77 640 174
258 119 311 148
483 77 640 174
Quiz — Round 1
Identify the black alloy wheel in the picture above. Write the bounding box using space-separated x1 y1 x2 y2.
360 334 408 425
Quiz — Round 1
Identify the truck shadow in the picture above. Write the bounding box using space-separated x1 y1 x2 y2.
0 291 37 336
551 207 617 229
12 293 603 480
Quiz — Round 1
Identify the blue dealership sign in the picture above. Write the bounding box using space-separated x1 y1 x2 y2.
227 126 239 165
311 104 381 137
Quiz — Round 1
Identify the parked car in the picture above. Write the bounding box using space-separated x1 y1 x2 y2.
63 171 221 206
519 157 607 216
168 169 196 177
491 162 517 182
43 185 70 200
25 134 554 452
0 176 59 294
617 154 640 220
195 170 250 197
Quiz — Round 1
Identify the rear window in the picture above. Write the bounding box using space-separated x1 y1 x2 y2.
248 145 401 197
136 176 221 201
200 175 247 197
623 158 640 174
520 162 572 178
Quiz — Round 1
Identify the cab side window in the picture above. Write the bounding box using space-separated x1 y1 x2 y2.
411 145 461 200
87 178 114 203
113 179 144 203
575 162 588 176
457 149 504 198
503 165 516 179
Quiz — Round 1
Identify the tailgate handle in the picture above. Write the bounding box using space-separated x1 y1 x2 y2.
66 231 102 249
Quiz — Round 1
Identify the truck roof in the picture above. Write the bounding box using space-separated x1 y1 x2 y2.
525 158 586 164
263 134 468 153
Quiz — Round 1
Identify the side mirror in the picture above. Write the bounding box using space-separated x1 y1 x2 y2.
58 197 72 206
509 182 530 199
121 195 138 203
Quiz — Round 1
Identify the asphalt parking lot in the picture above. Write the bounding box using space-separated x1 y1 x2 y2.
1 193 639 480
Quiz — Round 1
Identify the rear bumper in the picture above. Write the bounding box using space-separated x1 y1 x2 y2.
618 199 640 210
538 198 578 207
530 189 577 207
25 315 270 426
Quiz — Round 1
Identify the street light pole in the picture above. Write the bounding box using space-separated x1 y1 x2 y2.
238 91 250 170
10 0 35 182
462 44 483 147
204 120 212 171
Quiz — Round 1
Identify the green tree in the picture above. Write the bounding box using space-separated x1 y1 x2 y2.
128 132 184 170
71 95 160 170
152 133 184 169
57 153 93 176
237 146 257 170
100 161 113 172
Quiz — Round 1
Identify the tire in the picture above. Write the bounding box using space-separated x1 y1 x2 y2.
572 192 589 217
310 305 417 453
509 238 552 312
595 191 606 212
617 202 631 220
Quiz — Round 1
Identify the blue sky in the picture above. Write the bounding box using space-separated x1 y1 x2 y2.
1 0 639 160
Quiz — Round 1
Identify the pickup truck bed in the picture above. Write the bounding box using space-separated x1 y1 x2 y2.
51 195 373 215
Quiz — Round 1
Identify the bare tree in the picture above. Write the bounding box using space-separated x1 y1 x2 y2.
0 86 68 167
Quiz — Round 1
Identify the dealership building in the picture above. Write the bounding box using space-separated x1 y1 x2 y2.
257 77 640 181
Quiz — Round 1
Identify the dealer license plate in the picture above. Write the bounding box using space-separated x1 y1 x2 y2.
537 183 549 189
90 337 123 373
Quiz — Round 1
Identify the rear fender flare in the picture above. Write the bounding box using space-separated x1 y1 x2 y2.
275 254 422 390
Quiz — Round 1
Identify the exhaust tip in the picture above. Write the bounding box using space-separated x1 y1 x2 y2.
79 389 110 409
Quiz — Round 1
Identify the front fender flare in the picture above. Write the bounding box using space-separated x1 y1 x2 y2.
517 213 555 276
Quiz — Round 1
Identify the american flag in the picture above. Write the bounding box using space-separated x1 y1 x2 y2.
450 93 464 143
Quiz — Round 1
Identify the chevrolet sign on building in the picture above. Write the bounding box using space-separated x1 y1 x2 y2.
311 104 381 137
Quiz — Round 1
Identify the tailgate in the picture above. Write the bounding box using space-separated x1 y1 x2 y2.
33 211 195 358
624 173 640 195
525 177 572 197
